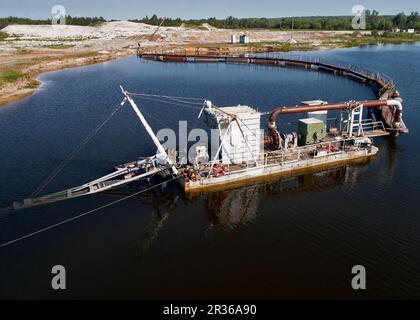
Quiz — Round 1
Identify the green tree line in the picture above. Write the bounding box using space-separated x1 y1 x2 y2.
0 16 106 30
132 11 419 31
1 11 418 31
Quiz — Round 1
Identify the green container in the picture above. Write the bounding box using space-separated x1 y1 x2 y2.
298 118 326 146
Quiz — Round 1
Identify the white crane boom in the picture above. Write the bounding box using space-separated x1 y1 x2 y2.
120 86 178 176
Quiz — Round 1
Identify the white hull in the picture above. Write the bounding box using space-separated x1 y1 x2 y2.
182 146 378 193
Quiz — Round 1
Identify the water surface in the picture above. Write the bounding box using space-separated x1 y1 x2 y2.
0 43 419 299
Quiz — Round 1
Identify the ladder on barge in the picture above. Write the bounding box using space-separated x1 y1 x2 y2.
13 87 178 210
13 159 168 210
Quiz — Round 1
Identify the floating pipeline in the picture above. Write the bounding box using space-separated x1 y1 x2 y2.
137 53 409 136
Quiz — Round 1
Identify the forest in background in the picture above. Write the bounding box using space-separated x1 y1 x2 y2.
1 11 419 31
0 16 106 30
133 11 419 30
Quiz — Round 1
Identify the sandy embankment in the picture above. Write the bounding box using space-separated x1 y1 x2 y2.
0 21 359 106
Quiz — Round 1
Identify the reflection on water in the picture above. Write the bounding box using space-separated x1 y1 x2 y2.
206 186 259 230
139 194 179 257
1 44 420 299
205 167 349 231
124 162 372 254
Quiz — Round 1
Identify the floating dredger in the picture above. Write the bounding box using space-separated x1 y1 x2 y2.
13 55 408 209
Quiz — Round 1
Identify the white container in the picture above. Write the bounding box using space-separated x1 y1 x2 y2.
240 35 250 44
204 105 262 165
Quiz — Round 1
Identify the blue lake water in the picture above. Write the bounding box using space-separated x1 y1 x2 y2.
0 43 419 299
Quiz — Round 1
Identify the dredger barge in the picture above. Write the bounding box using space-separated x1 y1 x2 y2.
13 54 408 209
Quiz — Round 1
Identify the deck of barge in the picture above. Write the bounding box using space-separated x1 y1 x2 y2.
181 145 378 193
180 133 380 193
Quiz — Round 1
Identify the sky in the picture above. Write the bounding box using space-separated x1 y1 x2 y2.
0 0 419 20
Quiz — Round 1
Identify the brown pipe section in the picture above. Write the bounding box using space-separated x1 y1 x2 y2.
266 100 388 150
268 100 387 124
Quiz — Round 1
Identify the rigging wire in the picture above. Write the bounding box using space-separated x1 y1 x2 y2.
0 175 179 249
127 92 204 101
133 95 204 111
30 102 123 199
127 92 205 107
163 96 204 106
139 105 171 129
28 93 204 200
28 94 202 200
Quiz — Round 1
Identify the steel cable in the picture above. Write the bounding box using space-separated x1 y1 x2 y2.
1 176 179 248
30 103 123 198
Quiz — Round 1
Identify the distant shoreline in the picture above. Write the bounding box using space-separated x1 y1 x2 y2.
1 22 418 106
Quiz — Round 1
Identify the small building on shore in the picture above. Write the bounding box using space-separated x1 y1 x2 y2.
231 34 237 44
239 34 250 44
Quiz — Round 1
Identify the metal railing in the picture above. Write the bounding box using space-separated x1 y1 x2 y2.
258 52 395 87
138 51 395 89
352 120 386 135
200 138 370 179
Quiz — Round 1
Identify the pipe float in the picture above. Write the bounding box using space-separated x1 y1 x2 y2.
136 53 408 136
